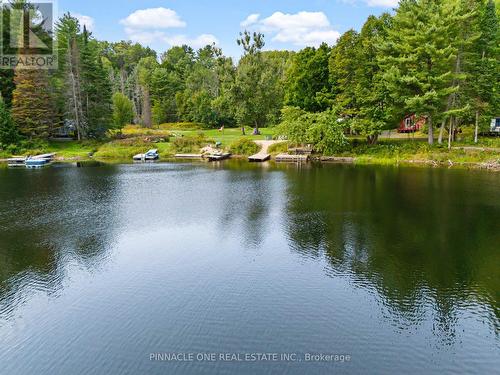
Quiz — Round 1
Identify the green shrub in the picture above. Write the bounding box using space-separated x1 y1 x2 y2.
229 138 260 156
268 141 289 154
171 134 211 153
276 106 348 155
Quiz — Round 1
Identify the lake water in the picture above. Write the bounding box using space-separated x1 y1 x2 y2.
0 161 499 374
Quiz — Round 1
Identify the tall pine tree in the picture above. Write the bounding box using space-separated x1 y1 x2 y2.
80 27 112 138
11 68 53 139
469 0 499 142
381 0 457 145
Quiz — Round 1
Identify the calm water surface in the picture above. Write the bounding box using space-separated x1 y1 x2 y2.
0 161 499 374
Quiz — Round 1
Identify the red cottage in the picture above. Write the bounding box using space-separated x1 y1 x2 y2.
398 114 426 133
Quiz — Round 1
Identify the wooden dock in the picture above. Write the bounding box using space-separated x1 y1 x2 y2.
249 153 271 162
319 156 355 163
206 153 231 162
275 154 309 163
248 140 278 163
175 154 203 159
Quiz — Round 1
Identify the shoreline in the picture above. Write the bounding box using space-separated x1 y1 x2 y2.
2 154 499 172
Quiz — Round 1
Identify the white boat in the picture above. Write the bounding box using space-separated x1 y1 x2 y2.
133 149 159 161
26 157 51 168
22 153 57 168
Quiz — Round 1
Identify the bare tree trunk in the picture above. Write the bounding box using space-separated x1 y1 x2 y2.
438 119 446 144
448 116 455 150
70 69 81 141
254 120 259 135
428 115 434 145
141 86 152 128
67 38 85 140
367 134 378 145
440 47 462 145
474 110 479 144
120 68 126 95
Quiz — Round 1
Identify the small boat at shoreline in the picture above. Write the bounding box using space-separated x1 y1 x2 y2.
8 153 56 168
26 157 52 168
133 149 159 161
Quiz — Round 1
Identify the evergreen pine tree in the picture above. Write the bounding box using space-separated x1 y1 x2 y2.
80 27 113 138
11 68 53 139
469 0 499 142
381 0 457 145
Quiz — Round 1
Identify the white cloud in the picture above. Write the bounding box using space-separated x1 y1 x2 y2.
240 11 340 47
164 34 219 48
121 8 218 50
260 11 331 31
241 14 260 27
124 29 166 45
120 8 186 29
343 0 398 7
73 13 95 32
124 28 218 49
365 0 398 7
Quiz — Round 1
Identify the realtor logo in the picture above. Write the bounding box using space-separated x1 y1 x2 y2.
0 0 57 69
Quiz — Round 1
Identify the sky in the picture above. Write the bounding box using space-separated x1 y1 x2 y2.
57 0 398 58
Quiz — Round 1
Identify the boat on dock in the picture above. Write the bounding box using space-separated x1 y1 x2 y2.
133 149 159 161
9 153 56 168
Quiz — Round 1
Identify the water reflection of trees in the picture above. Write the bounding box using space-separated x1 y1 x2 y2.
0 166 119 320
217 163 275 249
283 165 500 336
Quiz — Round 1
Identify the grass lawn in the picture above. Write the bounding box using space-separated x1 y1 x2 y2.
121 125 274 145
172 127 273 143
44 140 102 158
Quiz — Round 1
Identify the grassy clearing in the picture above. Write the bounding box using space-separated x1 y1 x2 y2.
170 127 273 145
171 134 213 154
93 137 173 160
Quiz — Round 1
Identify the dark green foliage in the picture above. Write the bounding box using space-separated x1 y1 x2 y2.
80 29 113 138
381 0 457 144
0 97 19 146
285 44 330 112
0 71 15 108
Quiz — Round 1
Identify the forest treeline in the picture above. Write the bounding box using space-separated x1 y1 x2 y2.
0 0 498 152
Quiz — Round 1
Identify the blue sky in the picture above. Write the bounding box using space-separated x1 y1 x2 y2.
57 0 398 58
